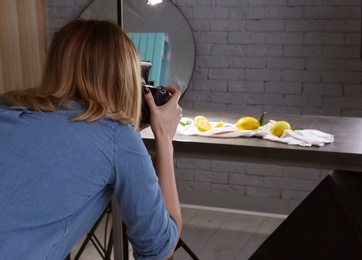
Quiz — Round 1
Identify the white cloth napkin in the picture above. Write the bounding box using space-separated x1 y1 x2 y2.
177 118 334 147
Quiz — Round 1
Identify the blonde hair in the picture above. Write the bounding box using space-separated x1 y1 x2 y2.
0 19 142 128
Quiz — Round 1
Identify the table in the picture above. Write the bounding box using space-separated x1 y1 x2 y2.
113 109 362 259
142 110 362 172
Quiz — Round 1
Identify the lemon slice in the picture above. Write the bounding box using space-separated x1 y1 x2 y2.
236 117 260 130
194 116 212 132
270 121 291 137
214 121 224 128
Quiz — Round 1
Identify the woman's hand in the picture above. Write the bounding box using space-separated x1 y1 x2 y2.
143 86 182 142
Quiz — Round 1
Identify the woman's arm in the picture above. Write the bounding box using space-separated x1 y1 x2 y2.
143 86 183 258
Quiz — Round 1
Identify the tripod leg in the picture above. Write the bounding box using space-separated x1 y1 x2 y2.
175 239 199 260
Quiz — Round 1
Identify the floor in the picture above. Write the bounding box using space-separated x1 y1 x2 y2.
70 206 285 260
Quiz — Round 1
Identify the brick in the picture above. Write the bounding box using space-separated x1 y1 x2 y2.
344 84 362 96
246 186 280 199
181 90 211 102
176 158 211 170
288 0 328 6
210 20 246 32
229 174 264 186
196 55 228 68
213 0 249 6
302 107 341 116
194 32 228 44
191 68 208 79
211 184 245 195
265 105 302 114
325 20 361 32
303 83 343 96
344 33 361 46
340 58 362 71
328 0 361 5
209 68 245 80
247 45 283 57
194 170 229 184
285 94 322 107
176 0 211 6
229 81 265 93
342 109 362 117
176 180 211 192
321 71 361 84
247 20 285 32
305 7 345 19
211 160 246 173
282 167 321 180
282 70 321 83
245 69 282 81
281 190 309 201
285 20 326 32
212 92 247 104
192 102 227 111
189 19 210 31
284 46 322 57
265 32 304 45
264 177 320 191
267 57 305 69
249 0 287 6
193 79 228 91
306 58 345 70
195 43 211 55
246 93 285 105
265 82 302 94
228 32 265 45
304 32 344 45
175 169 194 181
230 57 266 69
325 97 362 109
210 44 246 56
265 7 304 19
229 7 265 19
193 7 228 19
345 7 361 19
227 104 264 114
246 163 283 177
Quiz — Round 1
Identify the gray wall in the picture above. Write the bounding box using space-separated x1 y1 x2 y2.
45 0 361 214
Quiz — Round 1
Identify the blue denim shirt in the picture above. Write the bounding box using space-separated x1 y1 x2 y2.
0 101 177 260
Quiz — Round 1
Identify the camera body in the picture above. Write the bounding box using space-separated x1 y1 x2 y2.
141 85 170 124
140 60 170 124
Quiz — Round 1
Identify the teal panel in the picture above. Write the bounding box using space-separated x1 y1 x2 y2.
127 32 165 86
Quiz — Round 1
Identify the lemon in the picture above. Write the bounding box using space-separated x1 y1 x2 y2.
214 121 224 128
194 116 212 132
270 121 291 137
236 117 260 130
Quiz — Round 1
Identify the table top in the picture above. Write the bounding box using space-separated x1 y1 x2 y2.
141 110 362 172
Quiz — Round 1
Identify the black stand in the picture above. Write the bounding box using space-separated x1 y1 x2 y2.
250 170 362 260
67 204 113 260
67 204 199 260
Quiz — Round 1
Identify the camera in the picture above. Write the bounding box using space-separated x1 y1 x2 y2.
140 60 171 124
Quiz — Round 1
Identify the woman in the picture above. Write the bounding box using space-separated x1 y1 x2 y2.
0 19 182 259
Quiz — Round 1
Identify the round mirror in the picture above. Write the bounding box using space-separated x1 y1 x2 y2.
79 0 195 95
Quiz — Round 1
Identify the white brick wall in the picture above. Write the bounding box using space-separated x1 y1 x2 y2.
45 0 360 214
178 0 362 117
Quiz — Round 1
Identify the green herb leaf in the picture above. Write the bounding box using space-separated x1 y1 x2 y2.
259 112 266 126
